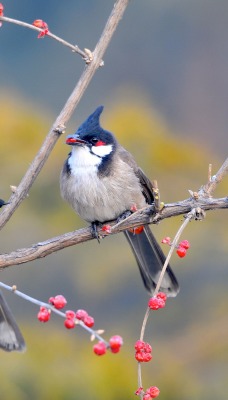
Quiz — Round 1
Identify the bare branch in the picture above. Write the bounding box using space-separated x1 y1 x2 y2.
199 157 228 197
0 0 130 231
0 196 227 270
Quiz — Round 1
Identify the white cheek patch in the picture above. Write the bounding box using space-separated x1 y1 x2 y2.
92 144 113 157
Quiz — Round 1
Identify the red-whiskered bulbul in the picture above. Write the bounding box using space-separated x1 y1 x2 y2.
0 200 26 351
60 106 179 297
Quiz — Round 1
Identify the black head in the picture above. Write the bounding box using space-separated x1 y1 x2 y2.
66 106 117 158
65 106 117 176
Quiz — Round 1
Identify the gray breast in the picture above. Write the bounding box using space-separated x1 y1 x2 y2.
60 158 146 223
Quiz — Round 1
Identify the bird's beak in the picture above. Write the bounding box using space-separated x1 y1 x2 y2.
66 135 87 146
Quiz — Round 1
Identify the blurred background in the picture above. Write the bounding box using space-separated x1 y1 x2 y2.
0 1 227 399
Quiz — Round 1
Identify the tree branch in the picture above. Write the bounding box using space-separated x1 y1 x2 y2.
0 196 227 270
0 0 130 231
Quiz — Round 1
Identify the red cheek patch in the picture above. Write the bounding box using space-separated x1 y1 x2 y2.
95 140 106 146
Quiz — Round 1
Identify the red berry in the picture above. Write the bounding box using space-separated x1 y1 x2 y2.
144 342 152 353
176 246 187 258
101 224 112 234
156 292 167 302
146 386 160 398
129 226 144 234
49 295 67 309
179 240 190 249
65 310 75 320
143 394 151 400
134 226 144 234
37 307 51 322
148 297 165 310
109 335 123 353
143 352 152 362
0 3 4 16
135 340 145 351
161 236 171 245
84 315 94 328
75 309 88 321
109 335 123 349
64 318 75 329
93 341 106 356
135 352 144 362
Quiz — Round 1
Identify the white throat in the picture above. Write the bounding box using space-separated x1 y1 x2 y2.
68 144 113 174
68 146 100 177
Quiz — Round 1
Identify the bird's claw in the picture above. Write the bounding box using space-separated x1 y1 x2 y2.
91 222 101 243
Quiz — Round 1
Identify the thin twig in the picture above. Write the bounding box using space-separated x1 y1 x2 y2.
137 209 196 398
0 0 130 231
153 209 195 297
0 281 108 344
0 15 92 61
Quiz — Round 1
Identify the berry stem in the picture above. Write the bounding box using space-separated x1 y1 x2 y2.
153 208 195 297
136 209 196 398
137 362 143 399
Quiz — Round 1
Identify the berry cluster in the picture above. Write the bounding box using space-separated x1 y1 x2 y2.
162 236 190 258
148 292 167 310
32 19 49 38
37 295 95 330
64 309 95 330
135 386 160 399
135 340 152 362
37 294 67 323
176 239 190 258
36 294 123 356
93 335 123 356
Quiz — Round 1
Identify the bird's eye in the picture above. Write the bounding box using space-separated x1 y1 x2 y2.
91 138 99 145
91 138 105 146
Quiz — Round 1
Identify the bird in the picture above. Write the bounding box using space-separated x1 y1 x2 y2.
60 106 179 297
0 200 26 352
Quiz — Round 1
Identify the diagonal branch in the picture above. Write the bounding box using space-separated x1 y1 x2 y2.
0 196 227 270
0 0 130 231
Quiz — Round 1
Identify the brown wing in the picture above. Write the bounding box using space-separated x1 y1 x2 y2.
118 146 154 205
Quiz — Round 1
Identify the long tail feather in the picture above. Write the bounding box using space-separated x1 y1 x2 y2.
124 226 179 297
0 291 26 352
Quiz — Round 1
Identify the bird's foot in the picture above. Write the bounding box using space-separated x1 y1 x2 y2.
91 221 102 243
